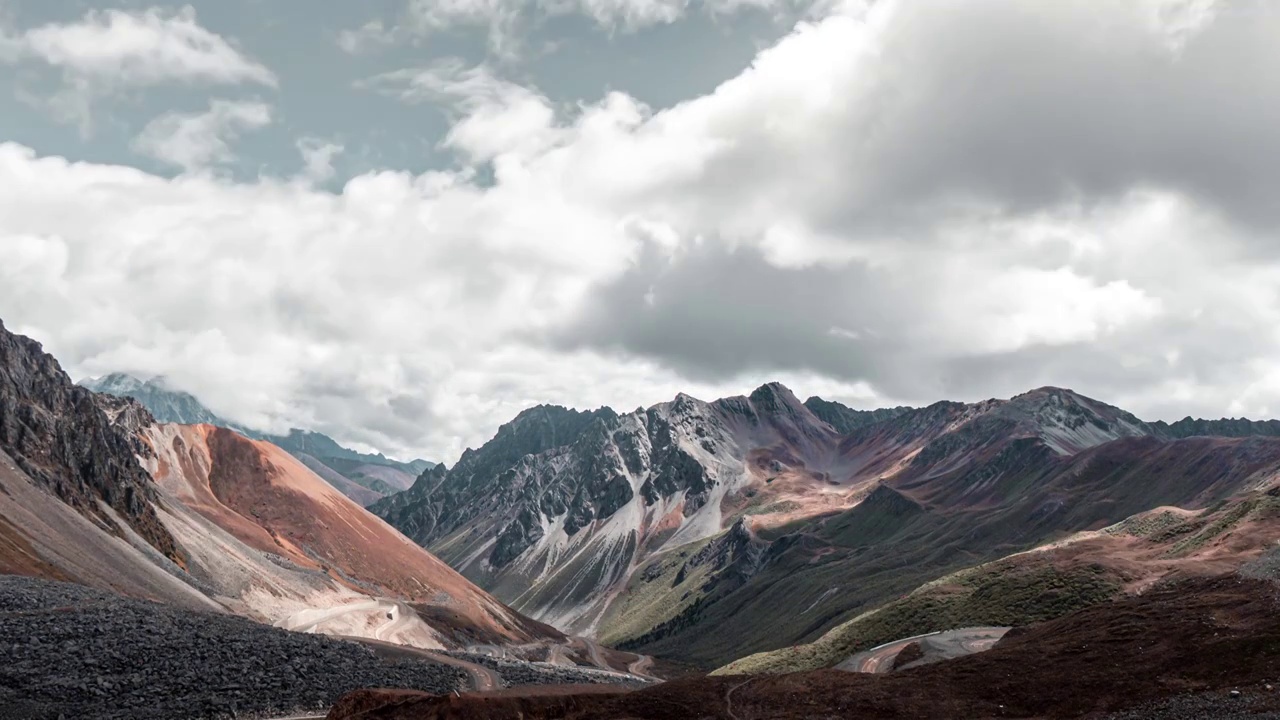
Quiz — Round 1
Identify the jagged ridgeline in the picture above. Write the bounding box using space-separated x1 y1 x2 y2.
374 383 1280 669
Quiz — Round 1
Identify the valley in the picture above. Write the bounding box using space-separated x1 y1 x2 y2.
2 2 1276 717
0 319 654 718
4 314 1280 718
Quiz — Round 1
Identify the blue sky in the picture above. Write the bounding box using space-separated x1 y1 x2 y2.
2 0 800 182
3 1 1280 463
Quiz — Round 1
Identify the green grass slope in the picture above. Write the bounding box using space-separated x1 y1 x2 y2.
714 560 1119 675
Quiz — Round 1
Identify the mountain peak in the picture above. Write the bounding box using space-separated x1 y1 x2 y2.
1012 385 1082 400
1002 386 1152 454
748 382 800 407
82 372 148 394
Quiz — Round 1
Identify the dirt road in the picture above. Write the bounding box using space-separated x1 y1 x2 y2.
627 653 654 678
580 637 609 669
547 643 572 665
836 627 1011 673
347 636 503 692
373 601 415 642
275 599 397 634
418 651 502 691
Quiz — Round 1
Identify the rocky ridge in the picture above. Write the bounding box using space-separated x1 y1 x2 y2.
373 383 836 634
0 320 179 563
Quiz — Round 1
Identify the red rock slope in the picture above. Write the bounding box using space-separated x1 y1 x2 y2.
0 318 556 649
142 422 552 645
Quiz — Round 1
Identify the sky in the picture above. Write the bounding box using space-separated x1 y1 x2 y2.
1 0 1279 464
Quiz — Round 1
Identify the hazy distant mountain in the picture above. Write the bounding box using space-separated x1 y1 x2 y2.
79 373 432 505
83 373 223 426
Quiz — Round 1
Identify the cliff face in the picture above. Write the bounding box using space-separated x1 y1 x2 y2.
0 320 179 562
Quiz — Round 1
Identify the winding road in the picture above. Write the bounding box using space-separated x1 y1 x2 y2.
580 637 609 670
725 677 754 720
373 601 415 642
275 599 398 635
268 604 654 719
417 650 502 691
346 636 503 692
275 600 502 692
627 653 654 678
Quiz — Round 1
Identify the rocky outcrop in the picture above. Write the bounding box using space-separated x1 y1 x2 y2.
371 404 617 550
0 320 179 562
681 517 765 587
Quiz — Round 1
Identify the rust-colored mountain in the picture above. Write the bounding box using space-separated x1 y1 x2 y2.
0 319 555 649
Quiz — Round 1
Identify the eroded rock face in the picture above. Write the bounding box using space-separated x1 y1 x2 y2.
0 320 179 562
371 404 616 552
373 383 842 634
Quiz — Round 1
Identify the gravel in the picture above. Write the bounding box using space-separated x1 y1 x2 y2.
0 575 472 720
442 651 652 690
1104 689 1280 719
1241 544 1280 582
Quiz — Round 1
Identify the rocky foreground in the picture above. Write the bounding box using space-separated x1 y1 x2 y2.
0 575 627 720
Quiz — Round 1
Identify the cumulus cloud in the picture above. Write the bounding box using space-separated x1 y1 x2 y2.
359 60 559 162
1 5 275 131
132 100 273 173
3 0 1280 463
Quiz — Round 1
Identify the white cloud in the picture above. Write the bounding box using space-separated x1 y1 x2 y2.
1143 0 1221 51
4 0 1280 463
2 6 275 131
548 0 689 29
132 100 273 173
360 60 560 162
295 138 345 184
336 19 396 55
350 0 801 56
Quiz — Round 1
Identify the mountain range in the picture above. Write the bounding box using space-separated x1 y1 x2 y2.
70 355 1280 674
7 312 1280 717
80 373 433 506
370 382 1280 669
